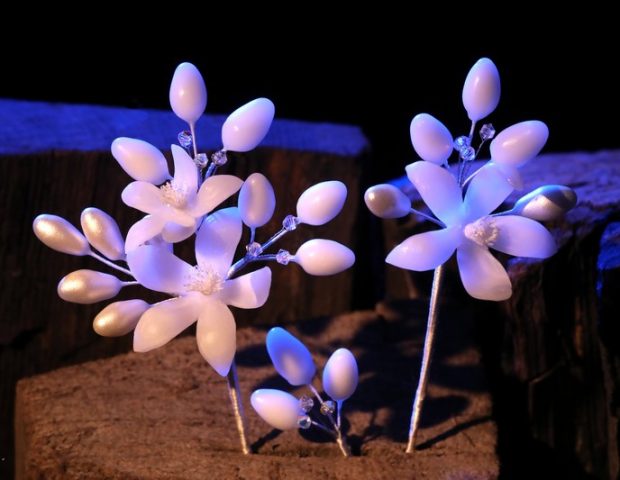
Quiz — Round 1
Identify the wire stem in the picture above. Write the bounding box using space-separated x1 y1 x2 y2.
308 384 350 457
226 361 250 455
89 251 133 277
406 264 444 453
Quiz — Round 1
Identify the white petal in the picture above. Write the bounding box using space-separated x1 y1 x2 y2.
463 163 513 221
220 267 272 308
127 245 192 295
386 227 460 271
195 208 242 277
158 205 197 228
196 299 236 376
161 222 196 243
125 215 166 252
121 182 164 214
492 216 557 259
133 294 202 352
190 175 243 217
171 144 198 194
457 242 512 301
405 161 462 226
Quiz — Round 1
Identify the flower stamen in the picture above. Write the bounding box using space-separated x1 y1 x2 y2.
160 181 190 208
463 216 499 247
184 266 224 296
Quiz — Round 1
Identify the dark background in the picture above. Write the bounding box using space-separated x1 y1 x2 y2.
1 21 618 180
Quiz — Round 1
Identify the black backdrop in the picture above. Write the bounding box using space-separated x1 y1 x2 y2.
1 20 618 180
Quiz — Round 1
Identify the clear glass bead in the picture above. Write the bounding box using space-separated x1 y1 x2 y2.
297 415 312 430
211 150 228 166
246 242 262 257
276 249 291 265
453 136 470 150
194 153 208 168
178 130 193 149
479 123 496 141
282 215 300 231
320 400 335 416
459 146 476 162
299 395 314 413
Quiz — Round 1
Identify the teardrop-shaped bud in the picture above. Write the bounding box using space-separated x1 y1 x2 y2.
410 113 453 165
111 138 170 184
251 389 302 431
296 181 347 226
293 239 355 276
238 173 276 228
364 184 411 219
80 208 125 260
33 214 90 256
222 98 275 152
323 348 358 402
511 185 577 221
169 62 207 124
266 327 316 386
57 270 122 304
93 299 150 337
490 121 549 168
462 58 501 121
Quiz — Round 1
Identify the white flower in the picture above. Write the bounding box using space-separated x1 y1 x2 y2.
122 144 242 250
127 207 272 376
387 161 557 301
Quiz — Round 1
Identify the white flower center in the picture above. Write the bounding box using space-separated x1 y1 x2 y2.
463 216 499 247
184 266 224 296
160 181 189 208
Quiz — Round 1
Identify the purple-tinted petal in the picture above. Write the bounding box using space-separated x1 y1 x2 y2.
171 144 198 194
219 267 272 308
133 293 202 352
405 161 462 226
491 216 557 258
195 207 242 277
125 215 166 253
161 221 196 243
386 227 460 271
463 163 513 221
196 299 236 376
190 175 243 217
127 245 192 295
457 242 512 301
121 182 164 214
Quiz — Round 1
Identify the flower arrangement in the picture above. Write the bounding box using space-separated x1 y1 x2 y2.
33 62 355 454
365 58 577 452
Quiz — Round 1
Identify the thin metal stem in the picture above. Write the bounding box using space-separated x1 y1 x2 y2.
337 400 343 428
406 264 445 453
461 168 480 188
308 384 350 457
121 281 139 287
227 225 291 279
226 361 250 455
204 162 217 179
89 252 133 277
190 123 198 158
458 121 477 184
410 209 445 228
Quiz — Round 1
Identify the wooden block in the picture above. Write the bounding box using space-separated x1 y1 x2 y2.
15 303 497 479
0 100 370 479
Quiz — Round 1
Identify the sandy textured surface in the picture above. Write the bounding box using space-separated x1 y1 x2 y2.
16 302 497 479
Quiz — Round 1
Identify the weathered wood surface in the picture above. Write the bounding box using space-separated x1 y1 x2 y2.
15 303 497 479
0 99 370 479
383 150 620 478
